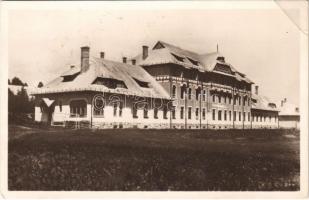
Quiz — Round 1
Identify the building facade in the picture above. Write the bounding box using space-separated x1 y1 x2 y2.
134 41 278 129
277 98 300 129
32 41 280 129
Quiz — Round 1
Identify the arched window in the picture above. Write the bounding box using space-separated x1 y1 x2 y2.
93 97 105 117
180 85 186 99
195 87 201 101
70 99 87 118
172 85 177 98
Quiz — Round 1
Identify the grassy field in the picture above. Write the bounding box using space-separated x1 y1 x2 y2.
8 125 300 191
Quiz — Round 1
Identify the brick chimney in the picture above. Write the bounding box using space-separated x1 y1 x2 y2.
142 45 148 60
255 85 259 95
81 46 90 73
132 59 136 65
122 57 127 63
100 52 105 59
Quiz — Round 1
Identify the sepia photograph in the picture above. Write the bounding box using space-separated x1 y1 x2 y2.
0 0 308 198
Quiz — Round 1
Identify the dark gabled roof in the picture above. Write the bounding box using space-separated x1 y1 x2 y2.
32 58 170 99
134 41 253 84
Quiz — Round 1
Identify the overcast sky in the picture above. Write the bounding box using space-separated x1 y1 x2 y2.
8 4 301 105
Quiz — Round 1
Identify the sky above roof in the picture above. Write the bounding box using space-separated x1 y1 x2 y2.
8 2 301 105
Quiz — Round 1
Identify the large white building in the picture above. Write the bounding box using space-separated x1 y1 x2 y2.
31 41 281 129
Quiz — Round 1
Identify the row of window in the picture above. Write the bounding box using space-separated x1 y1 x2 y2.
67 100 276 123
173 85 250 106
212 110 250 122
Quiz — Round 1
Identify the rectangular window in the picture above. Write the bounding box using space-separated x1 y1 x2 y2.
202 108 206 120
224 96 227 104
180 107 184 119
172 107 176 119
113 103 117 117
119 103 123 117
229 97 232 104
248 112 250 121
188 88 192 100
239 112 241 121
132 104 138 118
163 107 168 119
229 111 232 121
143 105 148 119
234 97 236 105
212 109 216 120
188 107 192 119
196 89 201 101
243 112 246 122
70 99 87 118
239 97 241 105
212 95 216 103
234 111 236 121
154 107 158 119
218 110 222 121
181 86 186 99
224 110 227 121
195 108 199 120
203 90 206 101
218 95 221 103
172 85 177 98
59 101 62 112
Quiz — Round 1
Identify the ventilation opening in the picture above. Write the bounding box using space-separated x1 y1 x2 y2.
187 57 199 65
62 73 79 82
217 56 225 62
171 53 185 62
133 78 150 88
92 77 127 89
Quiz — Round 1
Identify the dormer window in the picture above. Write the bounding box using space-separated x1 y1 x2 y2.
62 73 79 82
133 78 150 88
171 53 185 62
217 56 225 62
92 77 127 89
187 57 199 66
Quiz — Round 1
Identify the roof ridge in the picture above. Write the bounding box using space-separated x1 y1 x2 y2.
158 40 203 57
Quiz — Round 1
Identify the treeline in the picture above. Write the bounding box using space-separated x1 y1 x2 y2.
8 77 37 124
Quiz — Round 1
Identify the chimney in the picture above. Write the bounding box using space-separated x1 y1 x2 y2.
284 98 287 103
142 45 148 60
122 57 127 63
295 107 299 112
132 59 136 65
255 85 259 95
281 100 284 107
100 52 105 59
81 46 90 73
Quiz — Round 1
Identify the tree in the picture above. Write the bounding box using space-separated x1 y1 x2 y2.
24 83 28 86
8 79 11 85
38 82 44 88
11 77 24 86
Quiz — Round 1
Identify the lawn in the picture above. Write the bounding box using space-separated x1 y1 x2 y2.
8 125 300 191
